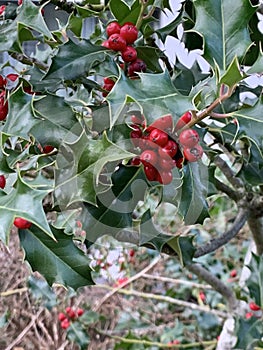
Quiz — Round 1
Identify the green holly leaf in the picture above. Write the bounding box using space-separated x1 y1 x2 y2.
220 56 245 88
19 225 94 289
55 131 135 207
139 210 195 265
32 93 77 147
135 46 163 73
27 275 57 309
178 162 209 225
0 173 53 243
44 39 107 81
67 323 90 350
107 71 193 128
235 97 263 154
3 87 38 141
109 0 141 25
193 0 255 71
0 20 20 52
248 43 263 75
246 254 263 307
234 316 263 349
80 165 147 243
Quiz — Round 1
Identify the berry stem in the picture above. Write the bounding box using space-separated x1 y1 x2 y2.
136 0 150 30
179 84 236 132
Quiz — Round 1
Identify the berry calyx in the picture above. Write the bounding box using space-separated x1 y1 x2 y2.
175 111 192 131
120 23 138 44
183 144 203 162
128 59 147 77
106 21 121 37
121 46 137 63
108 33 127 52
179 129 199 148
149 128 169 147
0 175 6 189
14 217 32 229
249 302 261 311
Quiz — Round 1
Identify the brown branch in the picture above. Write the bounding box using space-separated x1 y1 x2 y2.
194 208 249 258
10 52 49 71
214 178 243 201
214 155 244 189
186 263 238 311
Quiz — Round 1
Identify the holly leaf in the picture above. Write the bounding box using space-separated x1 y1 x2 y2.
193 0 255 71
54 132 136 207
109 0 141 25
139 210 195 265
32 93 77 147
247 43 263 75
220 56 245 88
19 225 94 289
27 275 57 309
44 39 107 81
246 253 263 307
107 71 193 128
234 97 263 155
178 162 209 225
2 87 38 141
0 173 53 244
234 316 263 349
135 46 163 73
80 165 147 243
17 0 53 39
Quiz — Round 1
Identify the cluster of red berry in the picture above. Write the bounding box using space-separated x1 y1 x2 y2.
129 111 203 185
101 21 147 96
58 306 84 329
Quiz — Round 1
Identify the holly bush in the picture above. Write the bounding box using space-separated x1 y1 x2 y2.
0 0 263 348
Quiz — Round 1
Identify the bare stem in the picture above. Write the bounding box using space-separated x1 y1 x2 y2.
136 0 150 29
194 208 249 258
214 155 244 189
10 52 49 71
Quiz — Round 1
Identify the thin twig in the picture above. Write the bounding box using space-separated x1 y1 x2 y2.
94 284 228 318
0 287 28 297
214 178 242 201
141 273 212 289
10 52 49 71
194 208 249 258
92 255 161 312
5 308 44 350
96 329 218 348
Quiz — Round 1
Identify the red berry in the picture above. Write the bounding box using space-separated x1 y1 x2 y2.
159 157 174 171
179 129 199 148
6 73 19 82
58 312 67 321
106 21 121 37
149 129 169 147
76 308 84 317
120 23 138 44
128 59 147 77
183 144 203 162
103 77 115 85
0 92 8 121
175 111 192 131
245 312 253 319
140 150 158 166
130 157 141 166
157 170 173 185
175 157 184 169
42 145 54 153
129 249 135 257
0 175 6 189
14 217 32 229
101 40 110 49
108 34 127 52
102 83 114 97
60 319 70 329
199 291 206 302
121 46 137 62
144 164 158 181
18 0 23 5
147 115 173 133
0 5 6 15
0 75 6 89
230 269 237 278
249 302 261 311
160 139 178 158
